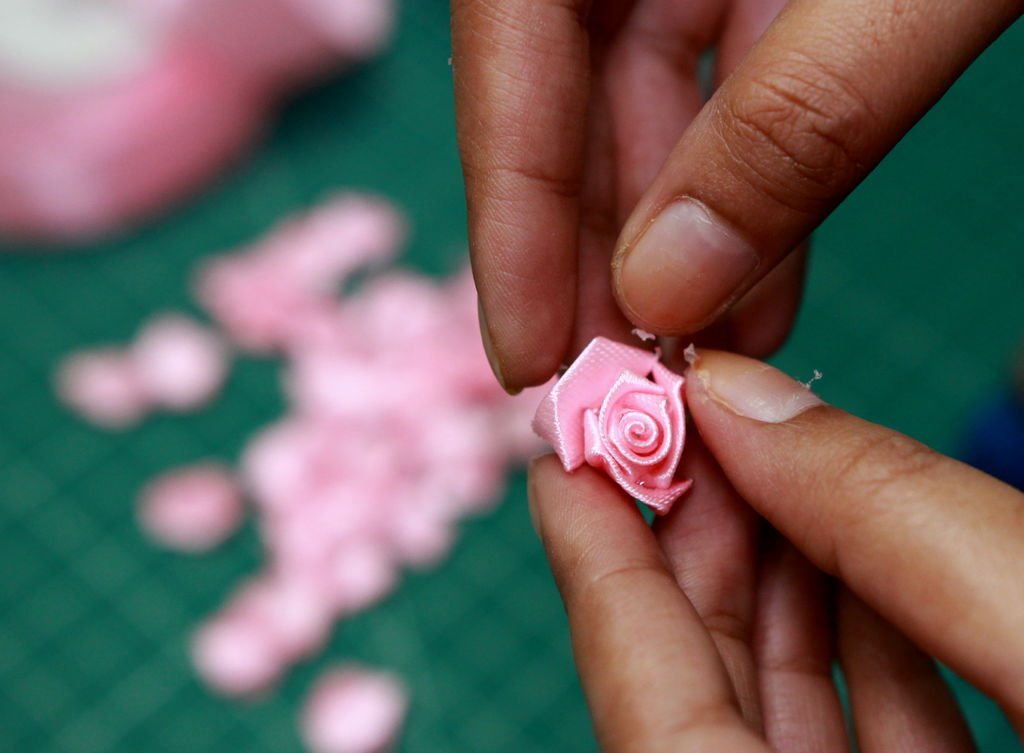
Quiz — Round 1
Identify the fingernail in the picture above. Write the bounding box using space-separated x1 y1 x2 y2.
617 199 760 332
477 301 519 395
695 355 823 423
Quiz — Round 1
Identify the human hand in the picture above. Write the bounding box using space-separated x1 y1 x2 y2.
452 0 1022 391
528 350 1024 751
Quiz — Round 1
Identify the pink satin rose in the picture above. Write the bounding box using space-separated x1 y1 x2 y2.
532 337 692 514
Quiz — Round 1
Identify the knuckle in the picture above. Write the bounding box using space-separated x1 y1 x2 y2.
570 558 666 607
614 23 704 73
719 53 874 212
700 607 751 646
513 160 582 200
474 161 582 203
799 428 942 578
829 430 943 504
761 650 830 678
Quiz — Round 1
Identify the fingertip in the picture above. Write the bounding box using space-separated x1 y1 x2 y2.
685 349 824 425
478 298 572 392
527 453 564 487
499 340 566 393
612 199 761 336
478 301 520 394
683 348 741 415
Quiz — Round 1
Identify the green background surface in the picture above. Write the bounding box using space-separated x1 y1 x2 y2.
1 3 1022 751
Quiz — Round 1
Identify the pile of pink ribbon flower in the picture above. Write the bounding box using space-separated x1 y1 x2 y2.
56 195 543 753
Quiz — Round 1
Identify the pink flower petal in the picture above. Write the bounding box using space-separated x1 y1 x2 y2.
229 574 334 660
301 667 407 753
533 337 659 471
56 348 149 428
191 611 283 697
259 195 405 292
290 0 396 57
132 314 228 410
138 463 243 552
649 361 686 486
595 370 673 468
388 508 455 569
241 417 319 512
320 542 397 615
194 254 317 352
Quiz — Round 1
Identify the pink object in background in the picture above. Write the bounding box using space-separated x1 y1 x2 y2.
533 336 692 514
55 348 149 428
229 575 335 661
132 314 228 409
320 542 398 616
387 505 455 568
301 667 407 753
194 254 322 353
0 1 396 243
240 417 321 513
134 0 395 89
54 195 546 751
291 0 396 60
138 463 243 552
261 195 406 292
191 610 285 697
0 43 265 241
195 195 404 352
56 313 230 425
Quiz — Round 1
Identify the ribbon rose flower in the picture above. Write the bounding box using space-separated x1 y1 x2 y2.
532 337 692 514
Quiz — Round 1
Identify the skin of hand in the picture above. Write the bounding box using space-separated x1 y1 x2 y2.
528 350 1024 753
452 0 1024 392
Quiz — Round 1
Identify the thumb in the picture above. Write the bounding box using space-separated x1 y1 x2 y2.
686 349 1024 722
611 0 1021 334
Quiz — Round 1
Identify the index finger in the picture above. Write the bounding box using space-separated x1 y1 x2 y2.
686 350 1024 719
452 0 590 391
528 456 770 753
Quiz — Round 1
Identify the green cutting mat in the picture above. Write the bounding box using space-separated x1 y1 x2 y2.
0 2 1022 751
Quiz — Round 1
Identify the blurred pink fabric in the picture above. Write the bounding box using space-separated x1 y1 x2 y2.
55 195 545 748
196 196 404 352
138 463 244 552
301 667 407 753
56 348 150 428
132 0 395 88
132 314 228 409
57 313 229 423
0 43 264 241
191 609 285 696
0 0 395 242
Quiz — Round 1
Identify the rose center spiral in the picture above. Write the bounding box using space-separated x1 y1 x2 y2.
615 410 662 455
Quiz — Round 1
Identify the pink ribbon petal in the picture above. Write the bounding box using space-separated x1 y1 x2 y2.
533 337 659 471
